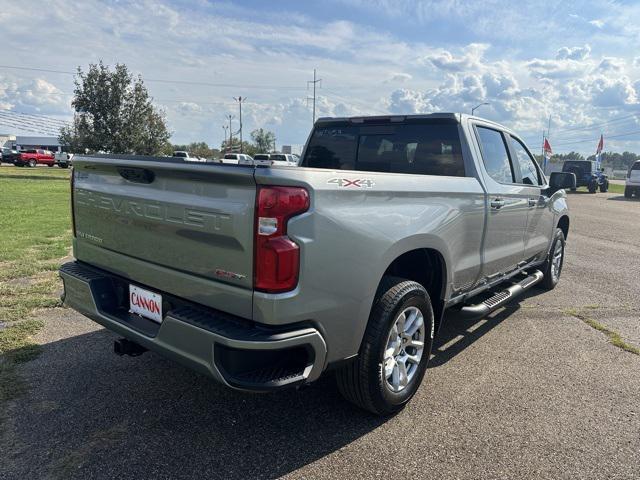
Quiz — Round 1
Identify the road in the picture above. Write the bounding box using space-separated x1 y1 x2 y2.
3 191 640 480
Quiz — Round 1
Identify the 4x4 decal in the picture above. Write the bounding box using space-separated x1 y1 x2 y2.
327 178 375 188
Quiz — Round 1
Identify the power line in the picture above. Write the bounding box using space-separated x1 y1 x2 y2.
0 64 326 91
552 129 640 147
552 113 639 135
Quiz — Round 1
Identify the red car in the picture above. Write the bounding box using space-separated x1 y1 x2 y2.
15 149 56 167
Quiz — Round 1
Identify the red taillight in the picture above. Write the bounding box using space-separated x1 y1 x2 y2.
70 167 76 237
254 186 309 293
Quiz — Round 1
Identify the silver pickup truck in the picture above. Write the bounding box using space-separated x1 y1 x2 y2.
60 113 575 415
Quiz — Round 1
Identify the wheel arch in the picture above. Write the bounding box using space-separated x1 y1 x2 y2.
376 247 448 335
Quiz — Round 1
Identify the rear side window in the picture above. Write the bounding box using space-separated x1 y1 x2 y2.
632 162 640 170
476 127 514 184
302 122 465 176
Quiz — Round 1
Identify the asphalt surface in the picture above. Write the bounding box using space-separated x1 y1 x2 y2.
3 191 640 480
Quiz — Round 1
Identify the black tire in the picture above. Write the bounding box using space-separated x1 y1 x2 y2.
599 181 608 193
60 163 69 169
570 187 577 192
540 228 565 290
624 187 632 198
336 276 434 415
28 159 37 168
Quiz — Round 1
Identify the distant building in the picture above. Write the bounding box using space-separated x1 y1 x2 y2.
11 135 62 151
0 134 16 147
281 145 292 154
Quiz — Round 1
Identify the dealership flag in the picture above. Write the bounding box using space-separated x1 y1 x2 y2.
595 134 604 170
543 137 553 172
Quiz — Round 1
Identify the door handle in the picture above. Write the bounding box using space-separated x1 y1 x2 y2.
528 197 537 207
490 198 505 209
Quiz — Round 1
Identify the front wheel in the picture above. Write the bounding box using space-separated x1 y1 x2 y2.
28 159 37 168
540 228 565 290
625 187 633 198
600 181 609 193
336 277 434 415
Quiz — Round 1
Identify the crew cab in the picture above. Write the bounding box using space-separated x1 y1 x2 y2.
15 149 55 167
60 114 574 415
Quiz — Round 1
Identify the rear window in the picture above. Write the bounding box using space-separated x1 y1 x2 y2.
173 152 187 158
271 154 287 161
632 161 640 170
562 161 590 172
301 121 465 176
224 154 238 159
254 154 270 160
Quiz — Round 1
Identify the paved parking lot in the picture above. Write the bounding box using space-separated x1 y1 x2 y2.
3 191 639 479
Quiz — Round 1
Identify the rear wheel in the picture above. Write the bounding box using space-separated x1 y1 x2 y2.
540 228 565 290
625 187 633 198
600 181 609 193
336 277 434 415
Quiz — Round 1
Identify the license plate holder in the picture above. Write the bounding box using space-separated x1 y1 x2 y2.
129 284 163 323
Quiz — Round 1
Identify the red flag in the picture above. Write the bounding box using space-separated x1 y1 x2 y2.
543 138 552 155
596 134 603 154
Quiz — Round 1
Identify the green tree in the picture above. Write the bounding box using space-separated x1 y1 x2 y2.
59 62 170 155
251 128 276 153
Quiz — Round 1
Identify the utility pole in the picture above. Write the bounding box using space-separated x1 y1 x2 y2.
226 114 234 153
233 96 246 153
307 68 322 125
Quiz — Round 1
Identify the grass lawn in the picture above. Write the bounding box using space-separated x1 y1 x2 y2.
0 165 72 404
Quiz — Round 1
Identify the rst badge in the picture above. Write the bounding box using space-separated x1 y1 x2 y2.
327 178 375 188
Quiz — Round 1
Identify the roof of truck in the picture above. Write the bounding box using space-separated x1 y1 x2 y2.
314 113 514 135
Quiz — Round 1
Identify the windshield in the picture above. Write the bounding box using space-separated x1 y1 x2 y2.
301 120 465 176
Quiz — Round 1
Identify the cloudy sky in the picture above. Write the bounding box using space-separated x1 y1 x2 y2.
0 0 639 154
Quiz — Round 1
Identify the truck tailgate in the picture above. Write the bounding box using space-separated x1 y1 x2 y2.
72 156 256 318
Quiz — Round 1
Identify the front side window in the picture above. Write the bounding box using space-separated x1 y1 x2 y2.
476 127 514 184
510 137 542 185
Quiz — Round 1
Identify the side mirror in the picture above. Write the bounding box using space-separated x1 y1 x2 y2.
549 172 576 193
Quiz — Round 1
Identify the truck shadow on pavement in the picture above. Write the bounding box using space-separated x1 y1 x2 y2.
7 290 542 479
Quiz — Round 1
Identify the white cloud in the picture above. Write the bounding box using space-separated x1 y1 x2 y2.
556 44 591 60
589 19 605 28
424 43 490 72
385 73 412 83
0 76 69 114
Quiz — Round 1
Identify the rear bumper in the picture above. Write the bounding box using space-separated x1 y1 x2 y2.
59 261 327 391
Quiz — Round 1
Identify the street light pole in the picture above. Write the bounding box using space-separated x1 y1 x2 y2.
471 102 490 115
222 125 229 153
233 96 246 153
226 114 234 153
